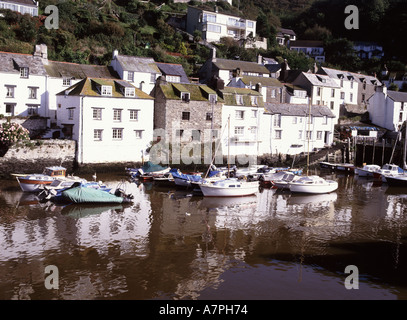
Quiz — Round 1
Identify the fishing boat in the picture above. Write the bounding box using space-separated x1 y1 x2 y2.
199 178 259 197
288 175 338 194
355 164 381 177
12 166 67 192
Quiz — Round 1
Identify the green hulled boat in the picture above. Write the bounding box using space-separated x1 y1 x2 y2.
60 186 133 204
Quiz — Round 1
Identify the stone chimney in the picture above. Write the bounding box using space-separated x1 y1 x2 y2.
257 54 263 65
113 49 119 60
33 44 48 60
211 47 217 62
255 83 262 93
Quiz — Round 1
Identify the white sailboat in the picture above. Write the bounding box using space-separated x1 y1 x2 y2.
288 99 338 194
199 116 259 197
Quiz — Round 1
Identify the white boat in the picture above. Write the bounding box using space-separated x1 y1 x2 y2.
272 171 300 190
233 165 266 179
373 164 405 182
199 178 259 197
355 164 381 177
384 174 407 187
288 175 338 194
12 166 67 192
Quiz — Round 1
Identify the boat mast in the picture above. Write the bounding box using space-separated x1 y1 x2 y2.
403 121 407 170
228 115 230 178
307 97 311 175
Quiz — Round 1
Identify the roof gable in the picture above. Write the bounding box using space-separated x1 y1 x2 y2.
212 58 270 74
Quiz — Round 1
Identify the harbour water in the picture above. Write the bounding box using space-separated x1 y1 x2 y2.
1 171 407 300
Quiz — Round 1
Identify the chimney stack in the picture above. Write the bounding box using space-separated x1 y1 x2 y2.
113 49 119 60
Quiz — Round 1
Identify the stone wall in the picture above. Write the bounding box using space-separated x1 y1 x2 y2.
0 139 76 178
0 117 48 138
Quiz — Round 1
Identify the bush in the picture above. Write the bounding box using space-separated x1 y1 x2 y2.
0 122 30 148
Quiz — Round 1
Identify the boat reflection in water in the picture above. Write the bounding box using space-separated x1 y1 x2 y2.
61 203 126 219
287 192 338 207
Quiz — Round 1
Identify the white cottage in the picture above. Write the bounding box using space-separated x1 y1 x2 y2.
110 50 162 95
56 77 154 164
0 50 47 117
368 86 407 131
259 103 335 156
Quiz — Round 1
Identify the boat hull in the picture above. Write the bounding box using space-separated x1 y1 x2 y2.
289 181 338 194
16 176 54 192
385 176 407 187
200 182 259 197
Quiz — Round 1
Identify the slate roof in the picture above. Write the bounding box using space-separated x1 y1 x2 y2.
212 58 270 74
238 76 283 87
0 51 47 76
115 55 161 74
264 103 335 118
57 77 153 99
219 87 264 107
277 28 296 37
44 60 119 79
300 72 340 88
289 40 324 48
387 90 407 102
155 62 190 83
3 0 37 6
158 82 221 102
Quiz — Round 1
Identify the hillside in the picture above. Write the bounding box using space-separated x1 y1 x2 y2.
0 0 405 78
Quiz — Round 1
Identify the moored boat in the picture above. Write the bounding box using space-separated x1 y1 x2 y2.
384 174 407 187
58 186 133 204
373 164 406 182
199 178 259 197
355 164 381 177
288 175 338 194
13 166 67 192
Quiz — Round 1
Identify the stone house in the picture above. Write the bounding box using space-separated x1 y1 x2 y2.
56 77 154 164
150 77 222 157
0 0 38 16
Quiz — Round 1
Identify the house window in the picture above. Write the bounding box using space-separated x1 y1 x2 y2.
209 94 217 104
113 128 123 140
150 73 156 83
341 92 345 99
101 85 112 96
206 112 213 121
247 21 254 28
274 114 281 127
113 109 122 121
362 94 366 102
271 89 276 98
249 126 257 134
28 87 37 99
317 131 323 140
166 75 181 83
68 108 74 120
317 87 321 96
135 130 143 139
125 88 135 97
63 78 71 86
363 83 367 90
176 129 184 137
236 95 243 105
94 129 103 141
251 96 258 106
129 109 139 121
350 93 353 102
181 92 190 102
235 110 244 120
275 130 282 139
5 86 14 98
330 101 334 110
20 67 29 78
306 131 312 140
323 116 328 125
252 109 258 118
298 130 303 139
234 126 244 135
207 24 221 33
5 104 15 115
399 112 403 122
92 108 102 120
182 111 190 120
331 89 335 97
351 81 354 89
292 117 297 124
127 71 134 82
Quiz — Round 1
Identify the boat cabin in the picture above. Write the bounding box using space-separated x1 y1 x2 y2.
43 166 67 178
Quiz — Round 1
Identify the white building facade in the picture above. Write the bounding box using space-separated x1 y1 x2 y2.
0 0 38 16
56 78 154 164
259 103 335 156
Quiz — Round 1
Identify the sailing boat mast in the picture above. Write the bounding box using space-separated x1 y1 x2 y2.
306 97 312 176
403 120 407 170
228 115 230 178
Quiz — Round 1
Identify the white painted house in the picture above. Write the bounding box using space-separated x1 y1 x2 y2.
0 50 47 117
0 0 38 16
367 86 407 131
110 50 162 95
259 103 335 156
291 72 341 123
56 77 154 164
217 87 264 159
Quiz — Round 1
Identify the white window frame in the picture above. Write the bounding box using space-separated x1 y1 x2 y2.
5 86 14 98
125 87 135 97
28 87 37 99
129 109 139 121
101 85 112 96
275 130 282 139
113 109 122 122
94 129 103 141
92 108 102 120
127 71 134 82
112 128 123 140
63 78 72 86
235 110 244 120
135 130 143 139
68 108 74 120
20 67 29 78
234 126 244 135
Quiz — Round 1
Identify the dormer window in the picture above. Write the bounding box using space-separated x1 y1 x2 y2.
101 85 112 96
251 96 258 106
181 92 190 102
236 95 243 105
20 67 29 78
125 87 135 97
63 78 72 86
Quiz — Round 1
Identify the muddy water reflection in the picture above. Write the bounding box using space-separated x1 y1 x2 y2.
1 174 407 299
